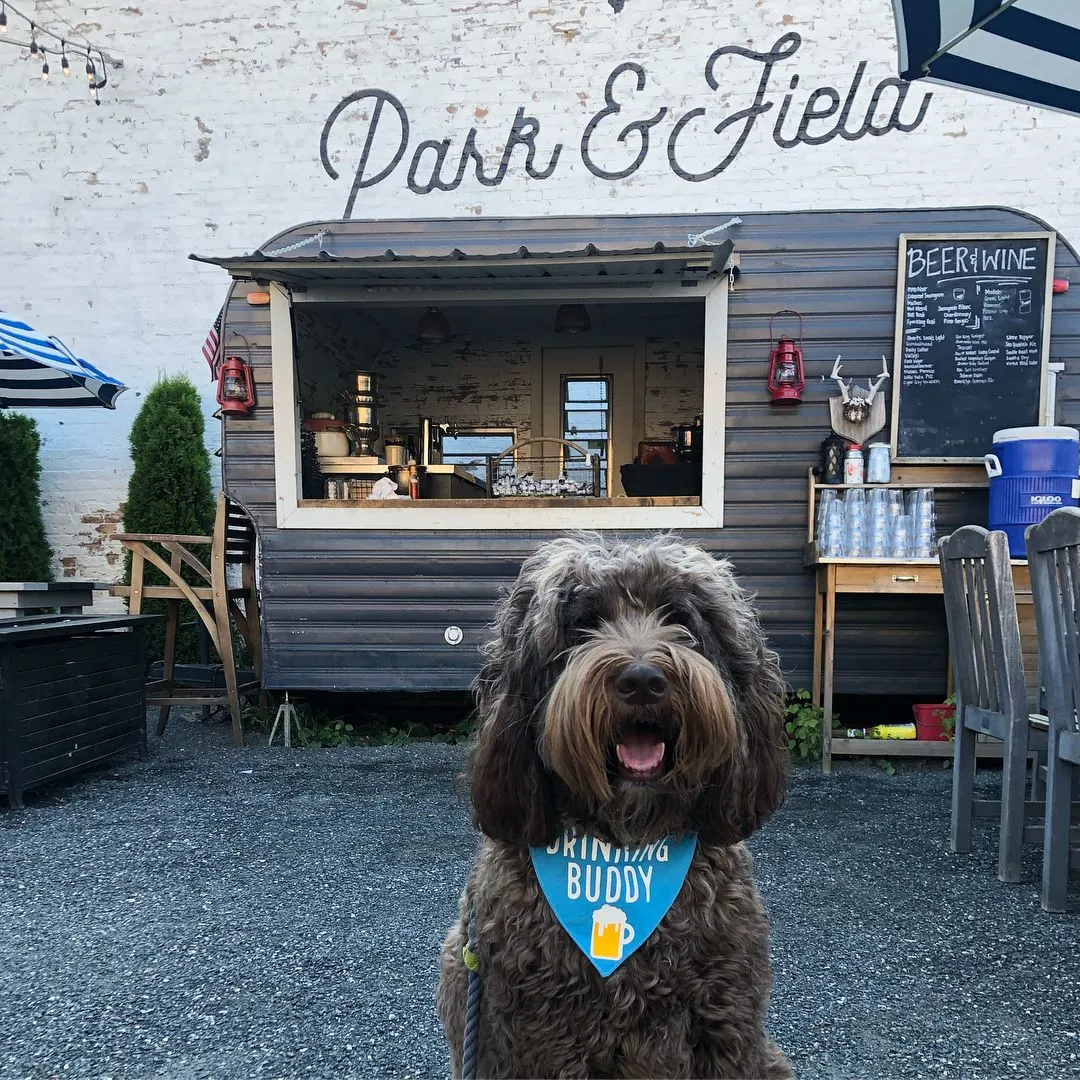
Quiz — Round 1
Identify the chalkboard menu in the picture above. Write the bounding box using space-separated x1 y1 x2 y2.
890 232 1054 461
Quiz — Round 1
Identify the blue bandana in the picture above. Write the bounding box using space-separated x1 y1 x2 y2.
530 830 698 976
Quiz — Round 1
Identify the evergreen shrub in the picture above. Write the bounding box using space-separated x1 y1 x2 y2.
0 410 53 581
123 374 215 662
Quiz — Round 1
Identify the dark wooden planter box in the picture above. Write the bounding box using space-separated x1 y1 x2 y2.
0 614 157 809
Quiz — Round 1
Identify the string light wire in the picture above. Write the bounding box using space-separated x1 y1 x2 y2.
0 0 111 100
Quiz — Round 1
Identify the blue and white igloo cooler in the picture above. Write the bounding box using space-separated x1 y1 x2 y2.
985 426 1080 558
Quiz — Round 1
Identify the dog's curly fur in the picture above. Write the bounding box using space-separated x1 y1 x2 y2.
437 534 791 1080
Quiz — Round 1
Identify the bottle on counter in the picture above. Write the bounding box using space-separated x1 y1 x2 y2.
408 460 420 500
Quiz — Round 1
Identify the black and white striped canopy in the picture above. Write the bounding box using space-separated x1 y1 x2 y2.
0 309 126 409
893 1 1080 116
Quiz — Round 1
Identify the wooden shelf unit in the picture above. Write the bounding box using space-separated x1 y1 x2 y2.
804 465 1037 773
805 464 988 546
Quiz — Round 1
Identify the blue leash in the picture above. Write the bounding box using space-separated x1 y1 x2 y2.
461 913 482 1080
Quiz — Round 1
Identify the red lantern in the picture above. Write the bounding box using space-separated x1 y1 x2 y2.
216 355 255 415
767 309 805 406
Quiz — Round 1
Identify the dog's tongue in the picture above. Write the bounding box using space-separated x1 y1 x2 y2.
616 732 665 773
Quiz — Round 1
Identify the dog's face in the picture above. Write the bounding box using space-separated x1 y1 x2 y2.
469 534 788 848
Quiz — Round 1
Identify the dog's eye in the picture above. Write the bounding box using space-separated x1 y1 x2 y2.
565 602 605 644
665 606 694 628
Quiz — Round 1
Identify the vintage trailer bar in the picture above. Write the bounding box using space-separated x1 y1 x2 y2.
193 207 1080 695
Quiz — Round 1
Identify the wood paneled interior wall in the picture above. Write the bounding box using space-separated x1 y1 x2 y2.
644 331 705 440
221 208 1080 696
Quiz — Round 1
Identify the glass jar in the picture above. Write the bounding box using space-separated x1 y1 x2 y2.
866 442 891 484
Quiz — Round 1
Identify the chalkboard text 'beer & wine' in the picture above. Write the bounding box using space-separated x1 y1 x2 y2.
890 233 1055 462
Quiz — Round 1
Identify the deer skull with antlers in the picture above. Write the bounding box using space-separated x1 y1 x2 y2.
829 355 891 424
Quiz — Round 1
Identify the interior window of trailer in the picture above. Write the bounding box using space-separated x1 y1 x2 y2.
562 376 612 497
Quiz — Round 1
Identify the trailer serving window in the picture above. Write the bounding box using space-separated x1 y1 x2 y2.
233 247 735 531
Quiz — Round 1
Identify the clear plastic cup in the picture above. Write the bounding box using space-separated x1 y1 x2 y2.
890 514 913 559
845 488 867 534
823 501 846 558
869 526 889 558
816 490 837 543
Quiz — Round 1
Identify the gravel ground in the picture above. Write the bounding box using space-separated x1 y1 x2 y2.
1 712 1078 1080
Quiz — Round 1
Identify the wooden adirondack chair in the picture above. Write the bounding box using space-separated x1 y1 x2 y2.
111 492 261 747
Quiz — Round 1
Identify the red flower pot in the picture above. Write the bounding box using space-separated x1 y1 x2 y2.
912 703 955 741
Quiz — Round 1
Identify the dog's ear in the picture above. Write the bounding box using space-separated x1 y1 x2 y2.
468 571 559 847
691 562 789 845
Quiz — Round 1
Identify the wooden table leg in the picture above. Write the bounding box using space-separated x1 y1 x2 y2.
157 550 182 738
823 565 837 775
812 570 824 708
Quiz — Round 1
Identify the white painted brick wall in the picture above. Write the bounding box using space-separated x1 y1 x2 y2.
1 0 1077 588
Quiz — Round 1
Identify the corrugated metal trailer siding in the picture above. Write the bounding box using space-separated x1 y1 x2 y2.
219 208 1080 693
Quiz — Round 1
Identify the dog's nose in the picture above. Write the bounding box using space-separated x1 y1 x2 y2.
615 662 669 706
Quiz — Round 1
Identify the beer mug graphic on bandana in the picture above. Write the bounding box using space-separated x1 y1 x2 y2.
590 904 634 962
531 830 698 976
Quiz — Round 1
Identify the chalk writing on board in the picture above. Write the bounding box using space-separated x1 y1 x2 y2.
892 234 1053 461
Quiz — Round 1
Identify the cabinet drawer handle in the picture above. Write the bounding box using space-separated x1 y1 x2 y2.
892 574 919 583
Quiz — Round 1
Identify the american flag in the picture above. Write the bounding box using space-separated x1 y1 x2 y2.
202 306 224 379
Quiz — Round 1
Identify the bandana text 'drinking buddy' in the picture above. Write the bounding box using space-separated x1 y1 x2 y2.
530 830 698 976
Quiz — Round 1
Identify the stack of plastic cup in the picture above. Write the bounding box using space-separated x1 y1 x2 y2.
844 489 867 556
816 490 837 546
912 488 936 558
868 488 890 557
887 489 905 522
890 513 913 559
822 500 846 558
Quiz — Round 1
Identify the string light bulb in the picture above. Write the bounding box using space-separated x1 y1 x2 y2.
28 22 37 56
40 54 48 81
0 5 7 33
85 47 93 81
60 40 69 75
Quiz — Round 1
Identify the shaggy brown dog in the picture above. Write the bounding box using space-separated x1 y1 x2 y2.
437 534 791 1080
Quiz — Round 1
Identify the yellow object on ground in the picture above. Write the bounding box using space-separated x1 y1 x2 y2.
866 723 917 740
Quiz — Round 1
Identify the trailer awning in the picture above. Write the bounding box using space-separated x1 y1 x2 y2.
189 216 739 291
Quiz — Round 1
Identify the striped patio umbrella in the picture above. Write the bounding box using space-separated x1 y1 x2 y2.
893 1 1080 117
0 309 126 409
